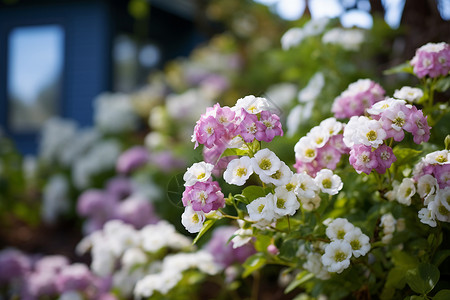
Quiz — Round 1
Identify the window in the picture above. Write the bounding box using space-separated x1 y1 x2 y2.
7 24 64 132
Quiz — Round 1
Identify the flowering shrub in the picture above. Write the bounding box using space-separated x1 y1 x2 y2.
177 41 450 299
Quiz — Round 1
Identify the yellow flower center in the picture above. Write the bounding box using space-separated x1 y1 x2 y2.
322 178 332 189
350 239 361 250
436 155 447 164
259 158 272 170
258 204 265 213
276 198 286 209
197 172 206 180
366 130 377 141
235 167 247 177
334 250 347 262
305 148 316 158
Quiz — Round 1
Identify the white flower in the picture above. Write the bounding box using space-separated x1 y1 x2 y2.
94 92 139 134
321 240 352 273
121 247 147 270
396 178 416 206
303 17 329 37
183 162 215 186
417 174 438 202
300 194 322 211
233 95 273 114
359 119 386 148
251 149 281 176
437 187 450 211
281 27 304 50
259 161 293 186
294 136 317 162
298 72 325 103
343 228 371 258
246 194 276 223
314 169 343 195
181 206 206 233
320 117 343 136
343 116 368 148
223 156 253 186
326 218 355 240
307 126 330 148
42 174 70 224
273 187 300 218
418 207 437 227
286 102 315 136
292 172 319 199
424 150 450 165
366 98 407 116
231 221 253 249
303 252 330 280
39 117 77 163
265 83 297 108
134 271 182 298
322 28 365 51
429 196 450 222
417 42 447 53
140 220 191 252
166 89 213 123
380 213 396 243
394 86 424 103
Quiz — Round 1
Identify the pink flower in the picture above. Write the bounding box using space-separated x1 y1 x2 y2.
182 180 225 213
379 102 410 142
194 115 226 149
374 145 396 174
205 226 255 268
435 164 450 189
77 189 118 220
316 144 342 170
332 79 385 119
255 111 283 142
237 109 259 143
116 146 149 174
328 134 350 154
411 42 450 78
349 144 378 175
293 159 322 177
403 106 431 144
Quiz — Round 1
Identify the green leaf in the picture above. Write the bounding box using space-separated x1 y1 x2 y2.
406 263 440 294
242 185 268 202
221 147 249 158
434 289 450 300
393 147 423 166
279 239 299 261
242 253 266 278
285 270 315 293
435 76 450 92
445 135 450 150
254 233 272 252
384 62 414 75
391 250 419 268
192 219 216 245
432 250 450 267
386 267 407 289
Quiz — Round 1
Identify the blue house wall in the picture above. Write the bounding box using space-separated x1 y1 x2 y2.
0 1 112 154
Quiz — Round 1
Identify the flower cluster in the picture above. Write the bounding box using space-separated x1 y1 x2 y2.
181 162 225 233
344 98 431 175
294 117 348 176
410 42 450 78
331 79 385 119
321 218 371 273
0 249 110 300
391 149 450 227
192 95 283 150
281 18 330 50
77 219 211 299
77 176 159 233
